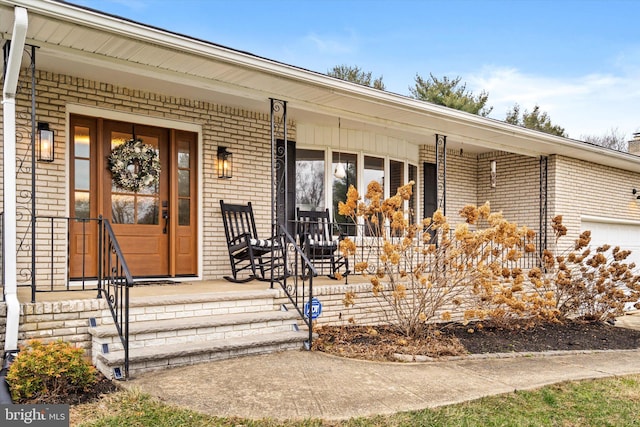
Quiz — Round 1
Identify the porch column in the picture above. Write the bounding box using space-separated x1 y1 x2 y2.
269 98 288 236
3 7 28 352
435 134 447 215
539 155 549 254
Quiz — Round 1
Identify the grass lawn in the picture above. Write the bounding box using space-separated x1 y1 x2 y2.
71 374 640 426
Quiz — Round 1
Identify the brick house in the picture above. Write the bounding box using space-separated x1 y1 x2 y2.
1 0 640 376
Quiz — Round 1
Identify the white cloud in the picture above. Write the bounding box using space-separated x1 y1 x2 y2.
469 66 640 140
303 31 359 56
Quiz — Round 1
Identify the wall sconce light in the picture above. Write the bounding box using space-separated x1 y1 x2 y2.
490 160 497 188
334 117 346 179
37 122 54 162
633 189 640 200
217 146 232 179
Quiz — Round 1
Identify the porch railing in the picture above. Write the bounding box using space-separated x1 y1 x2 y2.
272 224 317 349
30 216 103 297
17 215 132 378
98 218 133 379
334 221 540 272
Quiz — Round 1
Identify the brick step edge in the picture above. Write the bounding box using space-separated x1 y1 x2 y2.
128 289 279 308
89 310 300 338
97 330 307 366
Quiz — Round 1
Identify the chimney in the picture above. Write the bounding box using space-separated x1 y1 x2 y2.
628 132 640 155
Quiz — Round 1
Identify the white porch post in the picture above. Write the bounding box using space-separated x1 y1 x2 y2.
3 7 28 353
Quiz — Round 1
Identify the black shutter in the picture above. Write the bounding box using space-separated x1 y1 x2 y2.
423 162 437 220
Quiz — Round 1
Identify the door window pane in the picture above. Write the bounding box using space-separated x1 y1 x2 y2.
178 170 190 197
73 125 91 220
178 199 190 226
178 140 190 168
75 159 90 191
110 132 160 223
111 135 160 196
177 137 192 227
296 149 325 211
137 197 159 225
110 131 132 150
74 126 90 158
111 195 135 224
74 191 90 219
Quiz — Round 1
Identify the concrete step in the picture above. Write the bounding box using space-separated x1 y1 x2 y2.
90 310 300 352
89 288 308 379
127 289 279 308
96 289 281 326
97 330 308 378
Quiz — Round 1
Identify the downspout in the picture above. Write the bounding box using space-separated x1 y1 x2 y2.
3 7 28 354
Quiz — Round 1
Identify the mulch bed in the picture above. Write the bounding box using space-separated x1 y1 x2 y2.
312 320 640 362
23 320 640 405
446 320 640 354
13 372 119 406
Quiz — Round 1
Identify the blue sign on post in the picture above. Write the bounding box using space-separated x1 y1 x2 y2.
304 297 322 319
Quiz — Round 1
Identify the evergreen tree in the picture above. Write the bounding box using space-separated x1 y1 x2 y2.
505 104 567 137
410 73 492 116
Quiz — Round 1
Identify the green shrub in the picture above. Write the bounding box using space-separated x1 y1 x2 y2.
6 340 98 403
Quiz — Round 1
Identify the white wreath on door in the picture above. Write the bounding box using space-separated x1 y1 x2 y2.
108 138 161 192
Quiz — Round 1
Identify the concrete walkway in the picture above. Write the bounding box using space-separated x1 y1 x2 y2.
124 313 640 421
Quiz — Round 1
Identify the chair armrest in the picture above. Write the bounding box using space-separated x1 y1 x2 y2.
228 232 251 248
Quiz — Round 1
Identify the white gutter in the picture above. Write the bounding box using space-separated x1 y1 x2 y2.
3 6 27 353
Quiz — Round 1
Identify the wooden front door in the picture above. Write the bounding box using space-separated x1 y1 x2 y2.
69 115 198 279
103 121 170 276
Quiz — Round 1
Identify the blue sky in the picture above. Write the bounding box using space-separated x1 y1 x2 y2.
73 0 640 141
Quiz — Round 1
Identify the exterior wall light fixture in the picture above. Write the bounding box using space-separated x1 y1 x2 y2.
490 159 497 188
37 122 54 162
217 146 232 179
334 118 346 179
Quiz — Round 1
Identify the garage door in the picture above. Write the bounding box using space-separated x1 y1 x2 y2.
581 217 640 311
581 217 640 267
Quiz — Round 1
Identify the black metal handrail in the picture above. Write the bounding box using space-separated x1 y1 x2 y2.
272 224 317 349
12 214 132 377
97 218 133 379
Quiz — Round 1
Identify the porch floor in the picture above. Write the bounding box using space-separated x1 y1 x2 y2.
15 276 356 303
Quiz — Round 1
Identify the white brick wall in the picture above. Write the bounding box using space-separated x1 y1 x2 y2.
477 152 541 229
419 146 541 231
0 299 108 351
551 155 640 252
3 69 295 282
420 145 478 223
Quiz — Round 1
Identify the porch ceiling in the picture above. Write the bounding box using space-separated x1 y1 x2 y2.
1 0 640 171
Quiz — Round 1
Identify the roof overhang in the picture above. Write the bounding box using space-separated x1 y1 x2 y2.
1 0 639 172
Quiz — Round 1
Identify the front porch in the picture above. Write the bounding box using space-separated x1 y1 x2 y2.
8 277 374 379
